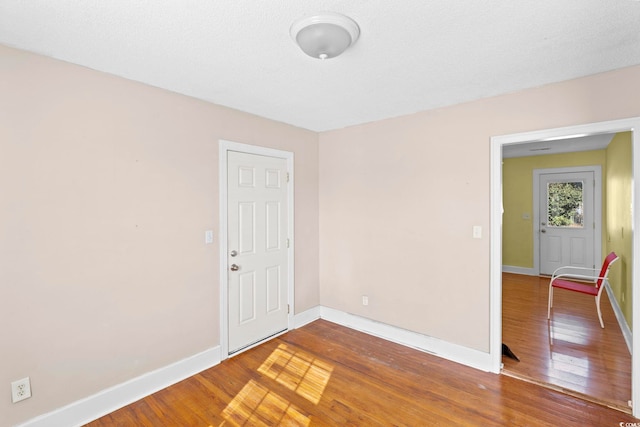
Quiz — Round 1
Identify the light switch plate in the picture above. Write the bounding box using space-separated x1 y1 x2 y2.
473 226 482 239
205 230 214 244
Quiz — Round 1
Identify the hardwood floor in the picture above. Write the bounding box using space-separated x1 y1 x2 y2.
86 319 637 426
502 272 632 412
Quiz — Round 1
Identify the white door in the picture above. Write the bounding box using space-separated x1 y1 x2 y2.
227 150 289 354
539 171 596 275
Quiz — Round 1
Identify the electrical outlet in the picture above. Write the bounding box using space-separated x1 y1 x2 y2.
362 295 369 306
11 377 31 403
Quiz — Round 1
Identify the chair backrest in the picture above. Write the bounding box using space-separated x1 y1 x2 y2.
596 252 619 289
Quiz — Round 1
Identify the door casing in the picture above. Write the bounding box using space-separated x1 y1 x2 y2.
219 140 294 359
490 117 640 417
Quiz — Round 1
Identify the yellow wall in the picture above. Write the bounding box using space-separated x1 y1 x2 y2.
605 132 633 327
502 150 606 269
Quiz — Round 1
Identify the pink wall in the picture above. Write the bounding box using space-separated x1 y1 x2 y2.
0 44 319 426
319 65 640 352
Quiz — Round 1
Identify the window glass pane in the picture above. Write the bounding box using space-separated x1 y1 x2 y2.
547 181 584 228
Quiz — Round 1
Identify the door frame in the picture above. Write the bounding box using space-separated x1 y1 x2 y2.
219 140 295 359
490 117 640 417
533 166 602 275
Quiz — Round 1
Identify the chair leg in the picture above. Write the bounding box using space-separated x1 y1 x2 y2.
547 285 553 319
595 293 604 328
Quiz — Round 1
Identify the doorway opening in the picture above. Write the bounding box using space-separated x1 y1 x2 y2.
490 118 640 416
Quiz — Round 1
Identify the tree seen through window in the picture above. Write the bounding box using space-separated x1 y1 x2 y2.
547 181 584 227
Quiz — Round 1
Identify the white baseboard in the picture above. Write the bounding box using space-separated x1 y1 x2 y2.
294 305 321 328
502 265 537 276
21 306 494 426
317 306 493 372
605 282 632 354
18 346 221 427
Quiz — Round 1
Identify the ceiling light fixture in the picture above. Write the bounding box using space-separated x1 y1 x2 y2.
290 12 360 60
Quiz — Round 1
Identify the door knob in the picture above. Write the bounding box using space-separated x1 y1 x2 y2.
230 264 240 271
540 229 546 233
230 250 238 257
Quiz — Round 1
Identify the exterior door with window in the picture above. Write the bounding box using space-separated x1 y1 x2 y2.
539 171 596 275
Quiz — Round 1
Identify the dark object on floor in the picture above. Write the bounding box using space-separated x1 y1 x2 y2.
502 343 520 361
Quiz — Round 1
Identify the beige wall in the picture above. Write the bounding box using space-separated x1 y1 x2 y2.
319 65 640 352
0 44 319 426
4 40 640 426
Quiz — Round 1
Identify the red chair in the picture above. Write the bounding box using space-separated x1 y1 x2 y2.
547 252 619 328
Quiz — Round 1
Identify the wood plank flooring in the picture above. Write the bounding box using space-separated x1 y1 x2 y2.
86 319 637 426
502 272 632 412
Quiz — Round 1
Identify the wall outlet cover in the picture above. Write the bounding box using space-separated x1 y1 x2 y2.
11 377 31 403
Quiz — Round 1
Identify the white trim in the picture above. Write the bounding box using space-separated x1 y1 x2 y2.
218 140 295 360
502 265 537 276
605 282 633 355
630 123 640 418
532 166 602 276
490 117 640 417
17 347 221 427
319 306 493 372
294 305 321 328
294 305 492 371
22 304 491 427
490 135 504 374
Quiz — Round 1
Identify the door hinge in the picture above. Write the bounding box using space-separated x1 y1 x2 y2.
288 304 290 314
287 238 290 248
286 172 290 182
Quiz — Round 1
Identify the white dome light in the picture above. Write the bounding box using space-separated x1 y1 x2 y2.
290 12 360 60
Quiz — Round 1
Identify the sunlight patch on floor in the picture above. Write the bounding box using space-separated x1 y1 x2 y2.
220 343 334 426
221 379 310 426
258 344 334 405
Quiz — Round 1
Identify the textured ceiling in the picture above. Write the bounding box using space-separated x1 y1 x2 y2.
1 1 639 132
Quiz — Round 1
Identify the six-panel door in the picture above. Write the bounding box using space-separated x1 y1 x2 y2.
227 151 288 353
